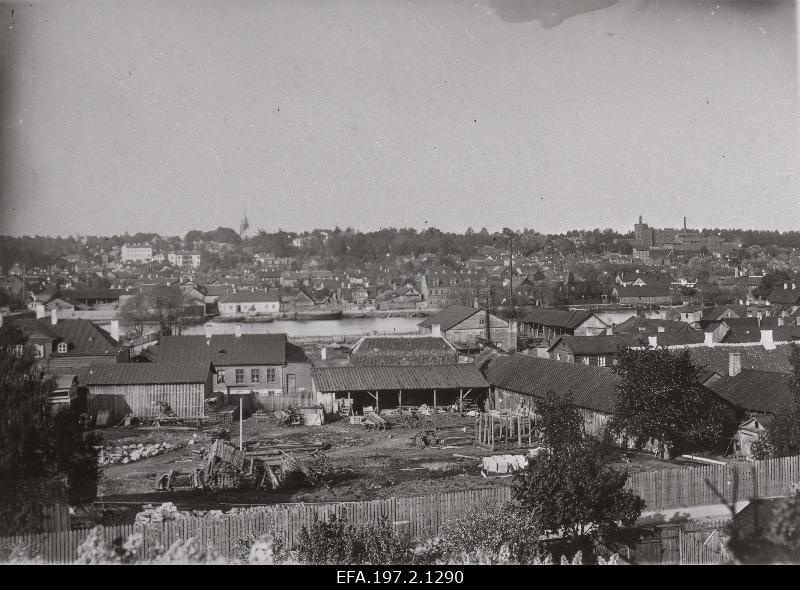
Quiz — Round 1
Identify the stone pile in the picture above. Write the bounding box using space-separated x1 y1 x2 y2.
97 442 180 466
134 502 229 525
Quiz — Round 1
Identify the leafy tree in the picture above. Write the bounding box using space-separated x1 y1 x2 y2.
536 390 583 453
118 290 150 338
747 343 800 459
610 347 729 457
0 325 100 535
147 285 185 336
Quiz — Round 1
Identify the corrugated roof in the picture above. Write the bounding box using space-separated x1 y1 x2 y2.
312 364 488 392
157 334 287 365
521 309 595 330
85 361 212 385
481 353 618 414
418 305 481 331
708 369 792 414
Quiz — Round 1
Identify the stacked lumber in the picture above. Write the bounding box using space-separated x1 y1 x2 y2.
363 412 387 430
435 424 475 447
243 439 330 465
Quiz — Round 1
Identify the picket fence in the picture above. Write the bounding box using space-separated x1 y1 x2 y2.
4 455 800 564
0 487 512 564
626 454 800 512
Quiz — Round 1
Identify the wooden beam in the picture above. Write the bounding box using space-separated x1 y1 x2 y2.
366 391 377 402
376 390 379 413
398 389 402 411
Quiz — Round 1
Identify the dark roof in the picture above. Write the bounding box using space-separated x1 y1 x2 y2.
85 361 213 385
700 305 747 322
614 317 694 335
220 290 281 303
156 334 288 365
285 342 308 363
767 287 800 305
351 336 454 355
521 309 595 330
708 369 792 414
614 284 672 298
682 343 796 375
481 353 618 414
61 288 128 300
720 318 800 344
14 318 121 354
552 334 646 356
311 364 488 392
418 305 481 331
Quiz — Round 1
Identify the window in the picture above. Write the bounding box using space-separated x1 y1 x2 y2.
235 369 245 384
217 371 226 384
266 368 277 383
479 317 485 325
251 368 260 383
598 357 607 367
57 343 68 353
583 357 590 365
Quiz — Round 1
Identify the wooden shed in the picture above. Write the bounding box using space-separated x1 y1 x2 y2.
85 361 215 422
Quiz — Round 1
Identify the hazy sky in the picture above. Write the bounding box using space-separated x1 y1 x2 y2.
1 0 798 237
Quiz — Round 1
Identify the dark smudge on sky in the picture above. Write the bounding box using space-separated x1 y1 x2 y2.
489 0 619 27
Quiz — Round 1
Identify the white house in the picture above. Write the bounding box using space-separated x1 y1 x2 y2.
219 290 281 316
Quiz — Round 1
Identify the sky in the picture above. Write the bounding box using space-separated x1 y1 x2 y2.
0 0 798 238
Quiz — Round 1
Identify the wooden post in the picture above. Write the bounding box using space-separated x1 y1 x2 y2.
433 389 437 412
376 390 379 413
517 415 522 447
398 389 402 411
239 397 243 451
459 388 463 413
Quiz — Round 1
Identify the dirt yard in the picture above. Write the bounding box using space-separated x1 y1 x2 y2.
93 414 680 513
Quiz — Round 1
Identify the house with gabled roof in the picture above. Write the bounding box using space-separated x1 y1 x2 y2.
349 335 458 366
520 308 607 344
219 289 281 316
155 330 311 412
418 304 514 351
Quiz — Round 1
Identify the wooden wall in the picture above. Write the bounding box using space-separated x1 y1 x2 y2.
88 382 208 421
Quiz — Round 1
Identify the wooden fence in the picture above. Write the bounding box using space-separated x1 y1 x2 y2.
626 454 800 512
629 518 734 565
0 487 512 564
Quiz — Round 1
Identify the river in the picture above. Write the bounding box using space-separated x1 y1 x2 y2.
180 316 423 338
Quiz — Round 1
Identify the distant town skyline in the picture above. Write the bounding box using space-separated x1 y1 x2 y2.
1 0 798 238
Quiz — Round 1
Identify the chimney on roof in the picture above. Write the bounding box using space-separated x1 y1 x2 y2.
36 303 45 319
761 329 775 350
431 324 442 338
704 331 714 347
757 311 763 326
51 307 58 326
110 320 120 342
657 326 665 333
204 323 213 339
729 352 741 377
321 347 327 360
234 324 242 338
606 327 613 336
778 316 785 327
648 335 658 348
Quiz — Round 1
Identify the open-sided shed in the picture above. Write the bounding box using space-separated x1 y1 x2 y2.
311 364 489 413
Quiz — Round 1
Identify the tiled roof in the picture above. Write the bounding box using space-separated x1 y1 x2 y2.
720 319 800 344
156 334 288 365
700 305 747 322
766 287 800 305
220 290 281 303
312 364 488 392
61 288 129 300
614 317 693 335
708 369 792 414
85 361 213 385
481 353 619 414
521 309 595 330
614 284 672 298
680 343 796 376
14 318 121 354
350 336 457 366
418 305 481 331
554 334 647 355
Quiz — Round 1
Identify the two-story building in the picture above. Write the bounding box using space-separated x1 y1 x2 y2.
155 330 312 412
418 304 515 352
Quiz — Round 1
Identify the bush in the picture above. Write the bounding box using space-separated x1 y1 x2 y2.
431 503 543 564
296 513 411 564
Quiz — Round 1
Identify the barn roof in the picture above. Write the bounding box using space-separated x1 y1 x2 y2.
85 361 212 385
521 308 596 330
312 364 488 392
481 352 618 414
156 334 288 365
13 318 121 354
708 369 792 414
418 305 482 331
